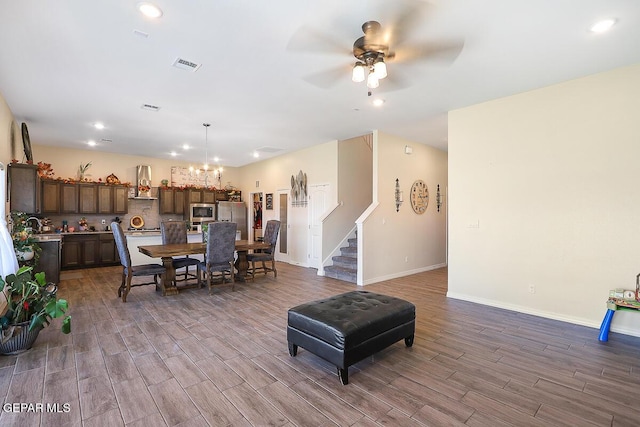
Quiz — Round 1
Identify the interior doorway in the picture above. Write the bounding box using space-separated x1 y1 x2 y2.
277 190 289 261
252 192 263 241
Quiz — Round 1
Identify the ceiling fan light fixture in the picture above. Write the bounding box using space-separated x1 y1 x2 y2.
352 62 365 82
367 71 379 89
374 57 387 79
137 2 163 19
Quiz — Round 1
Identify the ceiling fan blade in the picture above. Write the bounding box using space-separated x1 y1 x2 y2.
392 39 465 65
302 64 352 89
287 25 352 56
384 0 431 48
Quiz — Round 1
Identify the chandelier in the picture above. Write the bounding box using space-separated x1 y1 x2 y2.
351 21 388 89
191 123 222 187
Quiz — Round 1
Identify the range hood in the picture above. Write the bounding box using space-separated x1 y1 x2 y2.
132 165 157 200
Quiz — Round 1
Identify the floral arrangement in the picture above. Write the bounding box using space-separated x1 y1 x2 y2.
37 161 55 178
10 212 41 264
138 184 151 193
0 266 71 343
78 217 88 230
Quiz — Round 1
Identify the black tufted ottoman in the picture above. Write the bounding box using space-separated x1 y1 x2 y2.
287 290 415 384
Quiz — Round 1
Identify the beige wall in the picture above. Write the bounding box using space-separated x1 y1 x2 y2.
322 134 373 264
0 93 19 217
361 131 448 284
449 64 640 336
237 140 338 266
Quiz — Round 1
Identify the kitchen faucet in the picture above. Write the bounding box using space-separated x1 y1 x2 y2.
26 217 42 233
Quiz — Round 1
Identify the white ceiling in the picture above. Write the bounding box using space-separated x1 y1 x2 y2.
1 1 639 167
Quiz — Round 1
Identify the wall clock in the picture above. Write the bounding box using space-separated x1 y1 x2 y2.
410 180 429 214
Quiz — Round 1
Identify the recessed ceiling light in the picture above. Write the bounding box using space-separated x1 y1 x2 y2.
170 151 177 157
589 18 616 33
213 156 220 163
182 144 190 150
94 122 105 130
372 98 385 107
87 140 97 147
138 2 163 19
253 151 259 158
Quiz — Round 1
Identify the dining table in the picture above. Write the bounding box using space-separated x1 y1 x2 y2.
138 240 271 296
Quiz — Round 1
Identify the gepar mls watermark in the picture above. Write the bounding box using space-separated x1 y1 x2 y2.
3 403 71 413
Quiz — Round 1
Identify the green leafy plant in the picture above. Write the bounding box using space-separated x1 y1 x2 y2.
0 266 71 343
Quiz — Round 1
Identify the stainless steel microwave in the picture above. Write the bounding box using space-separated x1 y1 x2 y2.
190 203 216 223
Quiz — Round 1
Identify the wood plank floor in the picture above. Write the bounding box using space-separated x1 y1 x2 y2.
1 264 639 426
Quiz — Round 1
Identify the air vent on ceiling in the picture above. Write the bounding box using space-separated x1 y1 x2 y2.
256 146 283 153
172 57 202 72
100 138 113 143
132 29 149 38
141 104 160 112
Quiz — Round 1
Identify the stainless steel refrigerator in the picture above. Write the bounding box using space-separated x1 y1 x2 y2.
216 201 247 240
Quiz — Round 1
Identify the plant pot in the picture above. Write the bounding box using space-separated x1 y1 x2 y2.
0 321 44 355
15 247 34 261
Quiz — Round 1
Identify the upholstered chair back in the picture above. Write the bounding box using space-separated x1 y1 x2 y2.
206 222 237 265
262 220 281 254
161 221 188 245
111 222 131 268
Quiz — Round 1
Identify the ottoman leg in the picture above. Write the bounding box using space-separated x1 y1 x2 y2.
338 367 349 385
405 334 414 347
288 342 298 357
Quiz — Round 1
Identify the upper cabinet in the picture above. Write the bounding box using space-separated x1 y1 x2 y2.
8 163 40 214
41 181 128 215
159 187 186 215
41 180 61 214
60 183 79 214
98 185 128 215
79 184 98 214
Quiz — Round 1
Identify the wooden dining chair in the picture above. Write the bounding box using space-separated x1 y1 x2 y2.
246 220 280 279
111 222 165 302
160 220 199 285
197 222 237 294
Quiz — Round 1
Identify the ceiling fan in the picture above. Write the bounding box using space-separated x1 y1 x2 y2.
287 2 464 92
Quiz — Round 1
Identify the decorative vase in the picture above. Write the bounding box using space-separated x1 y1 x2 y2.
15 247 34 261
0 321 44 355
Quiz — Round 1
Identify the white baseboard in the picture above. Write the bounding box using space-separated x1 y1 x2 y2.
362 263 447 286
446 292 640 339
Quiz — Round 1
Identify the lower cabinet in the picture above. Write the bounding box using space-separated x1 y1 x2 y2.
35 240 61 284
62 233 120 269
99 233 120 264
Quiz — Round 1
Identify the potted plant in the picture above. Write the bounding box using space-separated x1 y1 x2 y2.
10 211 41 264
0 266 71 355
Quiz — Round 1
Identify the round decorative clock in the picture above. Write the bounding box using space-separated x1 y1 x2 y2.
410 180 429 214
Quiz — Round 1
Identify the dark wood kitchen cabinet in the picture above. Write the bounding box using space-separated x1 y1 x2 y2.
99 233 120 264
79 184 98 214
159 188 185 215
60 183 79 214
35 240 61 284
98 185 129 215
61 234 99 268
62 233 120 269
203 190 215 204
41 180 60 214
113 186 128 214
8 163 40 214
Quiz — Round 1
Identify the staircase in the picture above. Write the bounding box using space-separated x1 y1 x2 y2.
324 235 357 283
